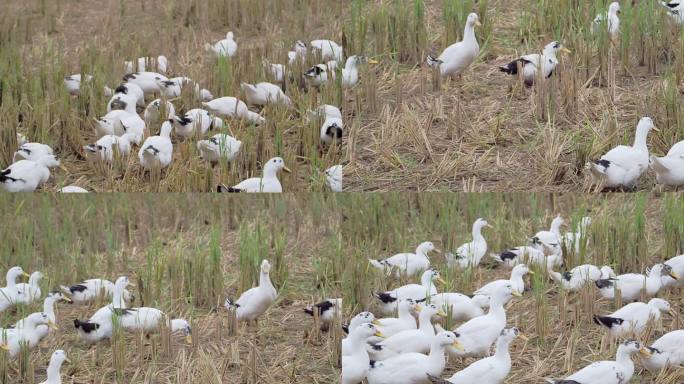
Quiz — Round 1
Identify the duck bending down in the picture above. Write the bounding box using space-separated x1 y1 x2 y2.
594 263 677 302
445 218 491 268
0 312 56 357
13 291 71 346
548 264 602 291
217 157 291 193
499 41 570 86
60 278 133 304
73 276 131 343
427 327 527 384
366 331 464 384
472 264 531 308
13 142 54 162
205 32 238 57
342 323 384 384
588 117 657 190
197 134 242 165
241 82 292 107
373 269 444 314
545 340 649 384
119 307 192 344
369 241 439 277
491 246 548 269
594 298 673 339
224 260 278 322
0 155 62 192
427 13 481 80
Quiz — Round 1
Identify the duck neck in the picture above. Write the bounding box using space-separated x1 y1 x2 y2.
633 127 650 151
417 311 436 335
488 297 506 320
511 269 525 287
43 297 56 322
615 346 635 367
472 225 484 242
259 270 274 291
463 23 476 45
112 283 126 309
427 341 447 372
646 271 663 292
398 304 413 323
542 47 558 60
494 337 513 362
46 358 63 384
6 272 18 288
263 166 278 179
349 332 370 360
29 274 40 288
547 269 562 283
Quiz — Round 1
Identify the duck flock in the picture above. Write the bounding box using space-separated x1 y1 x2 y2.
341 215 684 384
0 259 280 382
4 2 684 192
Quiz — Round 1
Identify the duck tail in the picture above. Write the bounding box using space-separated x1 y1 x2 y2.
368 259 385 270
426 55 442 67
499 60 521 75
593 315 623 328
650 156 670 174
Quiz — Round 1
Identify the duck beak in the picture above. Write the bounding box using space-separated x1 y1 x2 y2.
669 308 676 316
528 270 535 275
512 290 522 297
518 334 529 342
639 347 652 357
368 59 379 65
437 278 447 285
371 319 381 325
374 331 386 338
475 21 482 27
22 272 30 278
283 166 292 173
437 310 448 318
414 305 422 312
65 357 72 364
561 48 572 54
48 321 59 330
451 341 465 351
652 127 660 132
0 344 8 351
670 271 679 280
185 335 193 345
486 224 494 229
62 297 73 303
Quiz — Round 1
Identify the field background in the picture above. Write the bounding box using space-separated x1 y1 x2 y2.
337 193 684 382
2 0 684 191
0 195 342 383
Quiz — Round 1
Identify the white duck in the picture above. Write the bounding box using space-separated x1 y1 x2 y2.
39 350 70 384
241 82 292 106
84 134 134 163
342 323 383 384
119 307 192 344
499 41 571 86
310 39 343 62
325 165 342 192
662 1 684 24
374 269 443 314
640 329 684 372
427 13 481 79
588 117 657 189
595 263 677 302
663 254 684 287
592 2 621 38
304 298 342 330
206 32 238 57
446 283 520 358
341 55 377 88
73 276 130 343
16 133 27 146
367 331 463 384
201 97 249 118
95 110 145 144
562 216 592 255
60 278 133 304
369 241 438 277
0 312 56 357
373 298 417 338
594 298 673 338
263 60 285 83
288 40 308 64
144 99 176 124
64 74 92 95
138 120 173 170
107 89 138 114
197 133 242 165
472 264 531 308
371 304 446 359
13 142 54 162
308 104 343 120
548 264 603 291
217 157 291 193
342 312 379 356
427 327 526 384
15 271 43 305
0 267 29 311
123 72 169 95
546 340 649 384
320 117 344 145
445 218 491 269
173 109 223 138
156 78 183 99
651 140 684 187
13 291 71 345
110 83 145 107
224 259 278 322
0 155 61 192
429 291 485 322
491 246 548 269
530 215 564 257
304 62 337 87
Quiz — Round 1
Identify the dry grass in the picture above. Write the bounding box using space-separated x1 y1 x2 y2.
0 195 342 383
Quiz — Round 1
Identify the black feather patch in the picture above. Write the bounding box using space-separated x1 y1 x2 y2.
499 250 517 261
69 284 88 293
499 59 527 75
123 73 137 81
114 85 128 94
217 185 242 193
370 344 383 351
562 271 573 281
176 115 192 126
593 315 623 328
112 308 131 316
374 292 397 304
326 123 343 139
595 279 614 289
595 159 611 169
74 319 100 333
341 324 349 334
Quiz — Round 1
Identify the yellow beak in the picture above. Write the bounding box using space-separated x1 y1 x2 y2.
374 331 386 338
65 357 72 364
63 297 73 303
669 309 676 316
437 310 448 317
512 290 522 297
368 59 379 65
283 166 292 173
451 341 465 351
433 249 442 254
653 127 660 132
518 334 529 342
415 305 422 312
639 347 652 357
437 278 446 285
48 321 59 330
475 21 482 27
528 270 535 275
371 319 381 325
670 272 679 280
22 272 30 278
185 335 193 345
0 344 9 351
486 224 494 229
561 48 572 54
